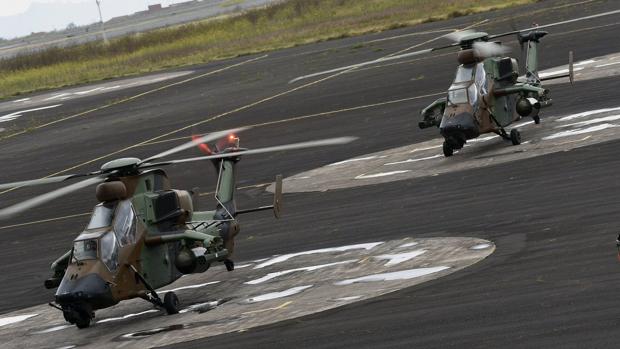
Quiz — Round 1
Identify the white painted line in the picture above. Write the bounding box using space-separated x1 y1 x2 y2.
12 98 30 103
74 87 103 95
543 123 618 140
100 85 122 91
384 155 442 166
0 314 38 327
160 280 220 293
34 324 72 334
409 144 442 153
334 295 363 301
328 156 378 167
180 301 220 314
556 106 620 121
467 135 498 143
43 93 70 101
246 285 313 303
374 250 427 267
575 59 596 66
538 67 584 78
246 260 357 285
335 266 450 285
558 114 620 128
97 309 159 324
399 242 419 248
355 170 411 179
0 104 63 123
595 61 620 68
255 242 383 269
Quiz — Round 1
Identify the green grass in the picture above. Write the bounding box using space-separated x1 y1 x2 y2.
0 0 534 99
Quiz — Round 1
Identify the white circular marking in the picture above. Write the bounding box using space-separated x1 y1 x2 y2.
273 106 620 193
4 237 493 348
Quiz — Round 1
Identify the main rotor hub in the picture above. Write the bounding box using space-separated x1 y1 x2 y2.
458 31 489 49
100 157 141 175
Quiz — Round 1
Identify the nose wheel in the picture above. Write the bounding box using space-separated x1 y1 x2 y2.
510 129 521 145
163 292 179 315
442 141 454 157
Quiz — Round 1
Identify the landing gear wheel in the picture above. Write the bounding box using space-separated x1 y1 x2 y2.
74 309 92 329
164 292 179 315
442 141 454 157
533 115 540 124
224 259 234 271
510 129 521 145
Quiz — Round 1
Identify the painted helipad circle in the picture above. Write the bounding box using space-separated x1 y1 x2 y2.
0 237 493 348
273 105 620 193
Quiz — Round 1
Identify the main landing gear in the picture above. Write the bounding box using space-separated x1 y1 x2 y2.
494 127 521 145
130 264 179 315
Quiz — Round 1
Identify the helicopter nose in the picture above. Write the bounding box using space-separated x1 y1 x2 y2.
440 112 479 143
55 273 115 308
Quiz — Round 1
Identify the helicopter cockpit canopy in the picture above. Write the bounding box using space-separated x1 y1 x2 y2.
447 63 487 108
71 199 137 271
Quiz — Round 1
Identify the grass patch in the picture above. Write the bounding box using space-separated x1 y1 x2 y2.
0 0 534 99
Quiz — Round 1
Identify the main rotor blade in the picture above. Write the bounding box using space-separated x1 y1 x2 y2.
140 127 250 164
473 41 510 58
144 136 358 167
489 9 620 40
0 173 92 190
0 175 107 220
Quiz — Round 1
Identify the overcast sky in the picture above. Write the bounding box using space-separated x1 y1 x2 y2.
0 0 194 39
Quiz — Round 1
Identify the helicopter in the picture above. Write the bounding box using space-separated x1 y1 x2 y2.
0 128 356 328
415 29 573 157
288 11 620 157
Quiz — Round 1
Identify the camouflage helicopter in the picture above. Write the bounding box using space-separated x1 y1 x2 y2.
0 128 355 328
415 29 573 156
289 12 620 157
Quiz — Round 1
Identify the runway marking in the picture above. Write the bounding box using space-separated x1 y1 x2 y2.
542 123 618 140
556 106 620 122
374 250 427 267
384 154 442 166
327 156 380 167
0 55 267 141
160 280 221 293
245 260 357 285
559 114 620 128
595 61 620 68
0 313 38 327
246 285 313 303
0 104 62 123
34 324 72 334
254 242 384 269
97 309 160 324
355 170 411 179
335 266 450 285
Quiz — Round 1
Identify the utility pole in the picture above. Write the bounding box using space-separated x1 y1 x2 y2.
95 0 108 44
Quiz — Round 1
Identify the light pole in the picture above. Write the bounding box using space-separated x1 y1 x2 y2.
95 0 108 44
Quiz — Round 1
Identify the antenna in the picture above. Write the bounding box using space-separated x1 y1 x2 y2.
95 0 108 44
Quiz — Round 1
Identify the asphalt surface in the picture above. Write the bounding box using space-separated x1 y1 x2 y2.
1 0 620 347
